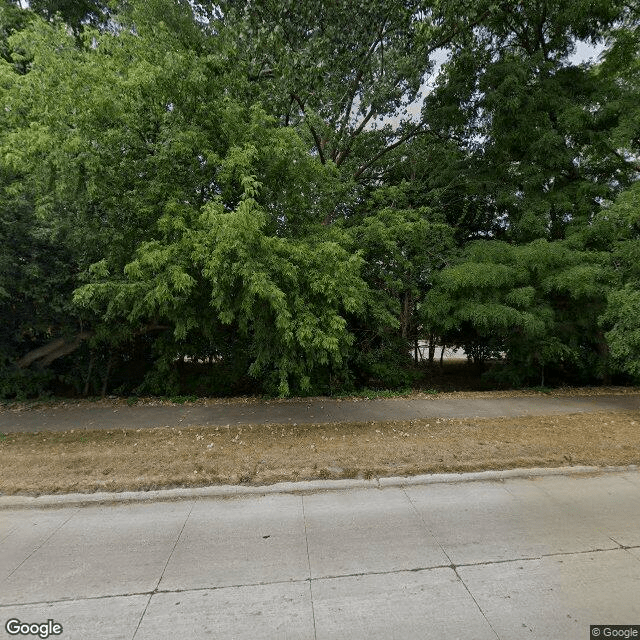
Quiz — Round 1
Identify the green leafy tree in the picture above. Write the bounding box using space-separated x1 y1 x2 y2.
596 183 640 380
75 157 367 397
422 238 613 385
0 3 368 396
2 0 639 399
219 0 500 187
422 0 632 243
340 193 455 384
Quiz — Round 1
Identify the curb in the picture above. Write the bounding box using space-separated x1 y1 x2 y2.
1 464 637 510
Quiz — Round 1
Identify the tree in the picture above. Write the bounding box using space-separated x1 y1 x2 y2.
1 4 369 396
421 0 632 243
2 0 638 398
218 0 501 188
422 238 613 385
339 189 455 383
74 133 368 396
596 183 640 380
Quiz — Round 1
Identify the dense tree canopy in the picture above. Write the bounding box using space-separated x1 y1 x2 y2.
1 0 638 397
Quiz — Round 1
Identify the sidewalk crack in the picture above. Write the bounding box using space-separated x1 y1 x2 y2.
453 566 502 640
402 487 501 639
131 500 194 639
5 508 79 580
301 495 318 640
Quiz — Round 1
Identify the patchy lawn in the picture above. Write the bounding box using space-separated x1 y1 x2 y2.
1 410 638 495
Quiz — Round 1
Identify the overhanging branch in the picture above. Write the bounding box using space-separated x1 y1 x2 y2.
17 333 94 369
16 324 170 370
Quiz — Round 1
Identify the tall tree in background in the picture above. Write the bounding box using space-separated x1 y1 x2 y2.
422 1 632 239
1 1 370 396
219 0 502 188
391 0 639 384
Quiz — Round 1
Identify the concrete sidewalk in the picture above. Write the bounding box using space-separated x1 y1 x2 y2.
2 469 640 639
1 393 639 433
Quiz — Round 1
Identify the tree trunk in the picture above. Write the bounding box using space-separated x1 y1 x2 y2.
400 292 410 339
83 353 95 396
101 353 114 398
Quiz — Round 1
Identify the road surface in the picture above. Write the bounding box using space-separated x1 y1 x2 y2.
2 470 640 639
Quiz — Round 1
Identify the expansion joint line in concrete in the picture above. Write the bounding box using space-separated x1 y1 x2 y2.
451 566 502 640
5 508 79 581
130 501 194 640
400 487 502 640
301 494 318 640
0 525 18 546
3 544 640 611
609 536 634 550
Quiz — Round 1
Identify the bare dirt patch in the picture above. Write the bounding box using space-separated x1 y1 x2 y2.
1 410 639 495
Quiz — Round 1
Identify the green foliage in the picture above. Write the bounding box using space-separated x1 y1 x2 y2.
602 286 640 379
82 196 367 395
68 91 368 395
0 366 54 401
423 238 613 385
1 0 638 398
219 0 438 180
341 202 455 384
27 0 111 34
421 0 634 244
596 183 640 380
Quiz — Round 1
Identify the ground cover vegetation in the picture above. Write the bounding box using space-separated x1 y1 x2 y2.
1 0 639 398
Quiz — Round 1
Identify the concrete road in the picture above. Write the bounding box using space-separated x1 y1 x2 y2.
2 470 640 639
1 393 639 433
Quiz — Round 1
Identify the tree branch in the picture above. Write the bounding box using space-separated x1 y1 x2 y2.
353 128 422 179
291 93 326 164
16 338 67 369
335 18 389 147
40 334 93 368
353 125 463 180
335 107 377 166
17 332 94 369
16 324 169 369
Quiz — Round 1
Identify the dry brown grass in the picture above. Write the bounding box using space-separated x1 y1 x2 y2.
1 410 639 495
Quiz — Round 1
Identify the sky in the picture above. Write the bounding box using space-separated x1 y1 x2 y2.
381 38 608 128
